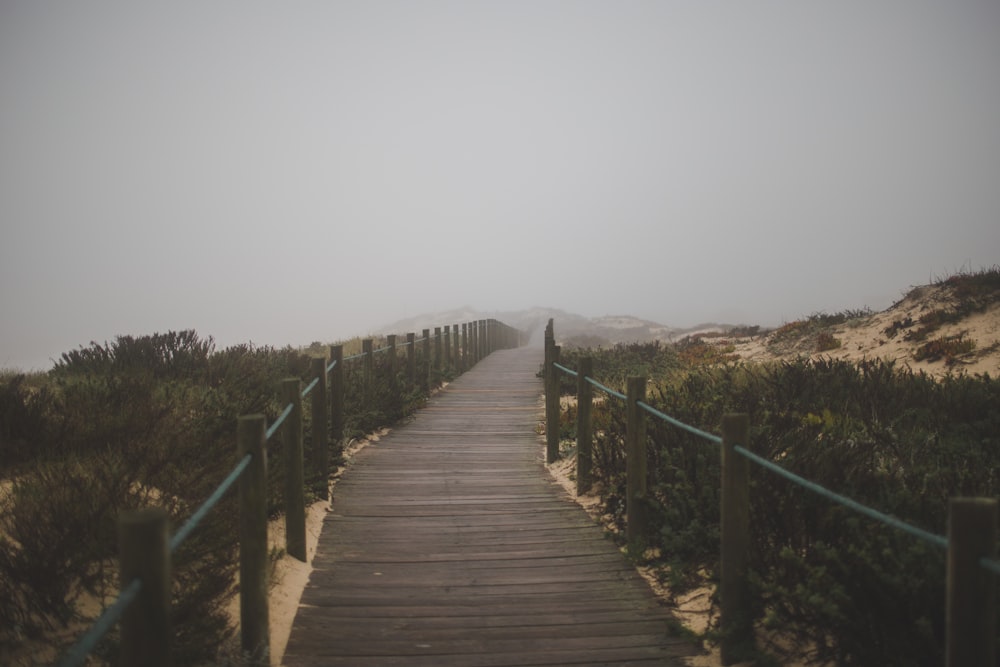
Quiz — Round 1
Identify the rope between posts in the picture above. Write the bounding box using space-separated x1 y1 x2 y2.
979 556 1000 576
169 453 253 553
734 445 949 550
553 362 578 377
301 376 319 398
57 578 143 667
267 403 295 440
552 360 950 552
326 358 337 373
584 375 627 401
637 400 723 444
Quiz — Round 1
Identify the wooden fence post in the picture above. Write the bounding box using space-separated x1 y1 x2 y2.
433 327 442 379
720 413 752 664
470 321 479 365
576 356 594 495
443 326 451 372
329 345 344 451
479 320 487 360
422 329 431 391
452 324 460 370
545 343 561 464
309 357 329 500
362 339 374 403
462 322 472 373
625 376 647 545
238 414 270 664
386 334 398 392
281 379 307 562
119 507 171 667
406 333 416 387
946 497 997 667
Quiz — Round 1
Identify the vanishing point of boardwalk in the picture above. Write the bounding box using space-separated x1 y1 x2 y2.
282 346 698 666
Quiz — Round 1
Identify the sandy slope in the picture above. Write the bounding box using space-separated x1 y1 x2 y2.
714 282 1000 379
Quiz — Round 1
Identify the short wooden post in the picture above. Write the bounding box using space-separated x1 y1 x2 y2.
362 339 374 402
946 497 997 667
443 326 451 372
479 319 487 360
576 356 594 495
625 376 648 545
281 379 307 562
119 507 171 667
309 357 329 500
545 344 561 464
406 333 416 387
433 327 442 378
421 329 431 391
386 334 398 392
329 345 344 450
720 413 752 664
452 324 460 371
460 323 467 371
470 322 478 365
238 414 270 664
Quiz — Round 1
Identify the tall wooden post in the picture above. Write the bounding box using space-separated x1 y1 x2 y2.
545 342 561 464
443 326 451 373
406 333 416 387
238 414 269 664
576 356 594 495
946 497 997 667
720 413 752 664
433 327 442 380
281 379 307 562
362 339 374 403
386 334 398 392
459 323 468 372
329 345 344 451
421 329 431 391
119 508 171 667
469 322 478 365
452 324 460 371
625 377 647 545
309 357 329 500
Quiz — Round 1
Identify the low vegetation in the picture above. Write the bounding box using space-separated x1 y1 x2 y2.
553 271 1000 665
0 330 448 663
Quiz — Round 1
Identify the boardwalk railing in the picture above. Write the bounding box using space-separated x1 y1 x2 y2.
58 318 521 667
542 319 997 667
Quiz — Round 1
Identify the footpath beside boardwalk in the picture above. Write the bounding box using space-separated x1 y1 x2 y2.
282 345 698 666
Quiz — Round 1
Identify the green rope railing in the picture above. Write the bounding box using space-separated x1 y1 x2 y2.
57 579 142 667
552 362 951 552
734 445 948 550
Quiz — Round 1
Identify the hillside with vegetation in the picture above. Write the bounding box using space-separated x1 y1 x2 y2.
0 333 452 664
547 268 1000 666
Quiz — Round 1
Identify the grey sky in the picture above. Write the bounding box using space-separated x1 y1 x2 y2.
2 1 998 371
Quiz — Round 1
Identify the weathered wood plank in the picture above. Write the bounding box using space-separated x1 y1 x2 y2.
282 346 698 666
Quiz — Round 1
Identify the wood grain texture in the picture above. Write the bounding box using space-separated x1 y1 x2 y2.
282 346 698 666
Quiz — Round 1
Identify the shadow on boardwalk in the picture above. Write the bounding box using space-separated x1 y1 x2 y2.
282 346 699 666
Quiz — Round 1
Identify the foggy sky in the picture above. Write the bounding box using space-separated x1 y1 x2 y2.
2 1 999 371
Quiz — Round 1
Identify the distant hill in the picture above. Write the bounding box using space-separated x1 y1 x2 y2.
377 306 743 348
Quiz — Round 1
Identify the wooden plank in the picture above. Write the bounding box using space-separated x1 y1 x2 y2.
282 346 698 666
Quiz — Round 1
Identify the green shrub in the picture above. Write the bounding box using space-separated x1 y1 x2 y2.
1 329 442 662
578 350 1000 665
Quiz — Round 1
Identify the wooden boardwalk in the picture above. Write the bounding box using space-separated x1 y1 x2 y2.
282 346 698 666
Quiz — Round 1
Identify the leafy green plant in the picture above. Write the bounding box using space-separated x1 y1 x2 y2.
815 332 841 352
575 347 1000 666
0 329 447 662
913 333 976 364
